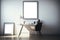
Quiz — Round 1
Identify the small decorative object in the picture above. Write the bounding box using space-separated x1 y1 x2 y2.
34 21 36 24
24 21 25 24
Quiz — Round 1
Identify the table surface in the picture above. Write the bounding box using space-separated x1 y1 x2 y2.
18 24 36 37
20 24 36 26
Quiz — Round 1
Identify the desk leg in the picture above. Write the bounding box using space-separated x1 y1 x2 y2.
18 25 23 37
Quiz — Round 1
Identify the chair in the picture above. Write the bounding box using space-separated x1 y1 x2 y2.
35 19 42 32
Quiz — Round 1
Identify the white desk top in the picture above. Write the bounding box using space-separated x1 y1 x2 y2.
20 24 36 26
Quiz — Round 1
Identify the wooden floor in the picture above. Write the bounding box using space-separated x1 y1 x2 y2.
0 34 60 40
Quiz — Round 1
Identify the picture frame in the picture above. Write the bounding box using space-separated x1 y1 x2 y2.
23 1 39 20
4 22 15 35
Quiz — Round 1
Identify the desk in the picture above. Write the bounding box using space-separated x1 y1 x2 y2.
18 24 36 37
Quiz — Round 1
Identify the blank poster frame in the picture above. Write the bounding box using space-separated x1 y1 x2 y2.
23 1 39 20
4 22 15 35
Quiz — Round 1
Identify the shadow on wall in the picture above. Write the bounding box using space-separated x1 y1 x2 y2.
0 0 2 35
41 23 58 35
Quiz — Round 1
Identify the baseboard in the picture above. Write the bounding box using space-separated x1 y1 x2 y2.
42 34 60 36
0 34 4 36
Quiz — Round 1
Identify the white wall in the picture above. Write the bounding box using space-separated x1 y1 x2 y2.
1 0 23 35
1 0 60 35
39 0 59 34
